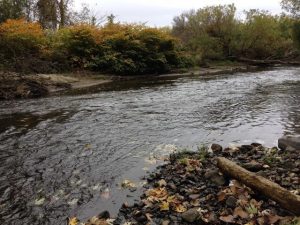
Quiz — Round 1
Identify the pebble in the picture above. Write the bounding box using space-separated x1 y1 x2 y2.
226 196 237 208
181 208 200 223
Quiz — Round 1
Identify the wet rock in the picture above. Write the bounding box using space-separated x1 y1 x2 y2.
181 208 200 223
278 136 300 151
129 187 137 192
98 210 110 219
251 143 262 148
239 145 253 153
226 196 237 208
134 211 147 223
209 144 223 153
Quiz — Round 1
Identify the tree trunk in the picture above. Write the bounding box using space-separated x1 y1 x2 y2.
217 157 300 215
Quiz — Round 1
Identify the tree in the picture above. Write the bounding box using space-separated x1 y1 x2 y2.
71 4 106 26
0 0 27 23
172 4 238 61
107 14 116 25
36 0 72 29
281 0 300 48
281 0 300 18
36 0 58 29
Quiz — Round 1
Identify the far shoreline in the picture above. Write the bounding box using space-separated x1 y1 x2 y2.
0 64 285 101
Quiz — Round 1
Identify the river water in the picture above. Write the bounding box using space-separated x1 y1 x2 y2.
0 67 300 224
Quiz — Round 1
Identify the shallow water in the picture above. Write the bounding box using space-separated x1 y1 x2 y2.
0 67 300 224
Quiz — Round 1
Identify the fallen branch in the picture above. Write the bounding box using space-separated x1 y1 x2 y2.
217 157 300 215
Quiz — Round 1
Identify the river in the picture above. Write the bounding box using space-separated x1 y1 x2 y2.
0 67 299 224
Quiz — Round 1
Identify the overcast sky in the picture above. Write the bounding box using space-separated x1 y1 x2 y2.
74 0 283 26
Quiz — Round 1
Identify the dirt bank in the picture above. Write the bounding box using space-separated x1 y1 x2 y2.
0 65 258 100
0 72 112 100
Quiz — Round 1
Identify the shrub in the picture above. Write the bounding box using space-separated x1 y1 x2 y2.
56 23 190 75
97 25 190 75
0 19 45 59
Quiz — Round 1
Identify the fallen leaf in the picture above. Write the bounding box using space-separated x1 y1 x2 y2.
219 215 234 223
190 199 201 207
145 213 153 221
85 144 91 149
233 206 249 219
217 191 226 202
174 204 187 213
67 198 78 206
106 219 115 225
160 201 170 211
121 180 136 188
267 214 281 224
246 203 258 215
69 217 78 225
34 197 45 206
146 188 168 202
158 179 167 187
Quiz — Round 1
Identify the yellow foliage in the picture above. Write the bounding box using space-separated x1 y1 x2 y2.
0 18 44 40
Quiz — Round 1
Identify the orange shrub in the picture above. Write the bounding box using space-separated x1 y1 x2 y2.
0 19 45 57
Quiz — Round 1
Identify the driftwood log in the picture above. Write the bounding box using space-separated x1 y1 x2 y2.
217 157 300 215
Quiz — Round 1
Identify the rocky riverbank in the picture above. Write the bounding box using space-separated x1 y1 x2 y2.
76 137 299 225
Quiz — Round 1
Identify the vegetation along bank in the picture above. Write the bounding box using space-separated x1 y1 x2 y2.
0 0 300 99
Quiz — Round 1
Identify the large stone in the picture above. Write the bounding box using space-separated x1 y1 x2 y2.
181 208 200 223
278 136 300 151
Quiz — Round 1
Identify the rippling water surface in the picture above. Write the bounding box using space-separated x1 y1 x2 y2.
0 68 300 224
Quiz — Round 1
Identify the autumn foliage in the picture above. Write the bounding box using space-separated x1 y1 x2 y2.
0 19 189 74
55 23 189 74
0 19 44 57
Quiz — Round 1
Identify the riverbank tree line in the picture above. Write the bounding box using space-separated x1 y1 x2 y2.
0 0 299 75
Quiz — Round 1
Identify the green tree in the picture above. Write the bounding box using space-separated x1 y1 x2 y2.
281 0 300 48
0 0 28 23
172 4 238 63
36 0 72 29
281 0 300 18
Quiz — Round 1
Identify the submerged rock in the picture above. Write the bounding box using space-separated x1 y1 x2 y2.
278 136 300 151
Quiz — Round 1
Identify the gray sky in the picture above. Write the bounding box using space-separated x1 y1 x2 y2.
74 0 283 26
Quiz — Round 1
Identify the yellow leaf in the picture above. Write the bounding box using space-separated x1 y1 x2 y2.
174 204 187 213
160 201 170 211
146 188 168 202
121 179 136 188
158 179 167 187
69 217 78 225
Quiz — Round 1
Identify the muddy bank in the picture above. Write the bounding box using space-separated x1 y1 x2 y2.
0 72 111 100
0 65 258 100
78 138 299 225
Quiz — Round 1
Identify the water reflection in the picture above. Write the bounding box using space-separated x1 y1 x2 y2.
0 67 300 225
